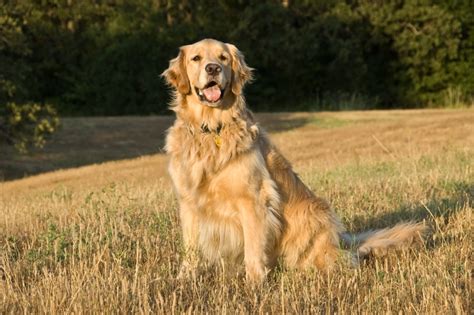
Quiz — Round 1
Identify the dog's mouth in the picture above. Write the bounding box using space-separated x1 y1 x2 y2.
195 81 225 104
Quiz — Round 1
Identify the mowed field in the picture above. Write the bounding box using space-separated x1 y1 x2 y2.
1 109 472 313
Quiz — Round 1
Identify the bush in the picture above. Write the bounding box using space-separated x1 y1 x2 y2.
0 103 59 153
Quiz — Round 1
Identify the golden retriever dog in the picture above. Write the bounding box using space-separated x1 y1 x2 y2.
163 38 425 282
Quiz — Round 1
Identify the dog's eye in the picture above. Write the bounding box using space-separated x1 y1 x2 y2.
192 55 201 62
219 54 227 61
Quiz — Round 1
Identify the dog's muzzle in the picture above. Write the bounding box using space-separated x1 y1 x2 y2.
195 81 225 104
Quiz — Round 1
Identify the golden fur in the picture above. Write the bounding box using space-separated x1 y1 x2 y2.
163 39 425 282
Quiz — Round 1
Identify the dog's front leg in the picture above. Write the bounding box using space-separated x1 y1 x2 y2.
239 199 272 283
177 201 200 279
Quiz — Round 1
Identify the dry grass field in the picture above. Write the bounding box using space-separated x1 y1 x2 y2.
1 109 473 313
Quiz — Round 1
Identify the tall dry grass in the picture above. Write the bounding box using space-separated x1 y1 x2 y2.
1 109 472 313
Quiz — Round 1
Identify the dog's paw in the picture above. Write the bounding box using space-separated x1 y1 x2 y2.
245 264 267 284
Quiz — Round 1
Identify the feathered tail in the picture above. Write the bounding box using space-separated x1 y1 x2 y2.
340 222 427 261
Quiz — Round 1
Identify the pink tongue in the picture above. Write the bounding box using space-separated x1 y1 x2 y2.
203 85 221 102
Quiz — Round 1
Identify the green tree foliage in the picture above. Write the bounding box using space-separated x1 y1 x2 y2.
435 0 474 104
1 2 60 153
0 3 30 105
1 0 473 116
358 0 462 106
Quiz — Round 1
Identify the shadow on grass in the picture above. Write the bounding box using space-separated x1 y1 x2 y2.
0 116 174 181
256 115 310 133
350 181 473 249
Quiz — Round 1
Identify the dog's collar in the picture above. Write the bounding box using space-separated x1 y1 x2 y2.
200 124 223 135
200 124 223 148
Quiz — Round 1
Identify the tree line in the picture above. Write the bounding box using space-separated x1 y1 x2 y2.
1 0 473 121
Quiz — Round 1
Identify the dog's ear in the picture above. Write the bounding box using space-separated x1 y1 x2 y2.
227 43 254 95
161 47 190 95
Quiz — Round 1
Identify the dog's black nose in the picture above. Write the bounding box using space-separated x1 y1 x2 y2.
205 63 222 76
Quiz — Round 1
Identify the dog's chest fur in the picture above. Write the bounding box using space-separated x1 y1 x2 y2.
165 117 260 186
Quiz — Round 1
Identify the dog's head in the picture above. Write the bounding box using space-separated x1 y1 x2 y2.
162 39 253 107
